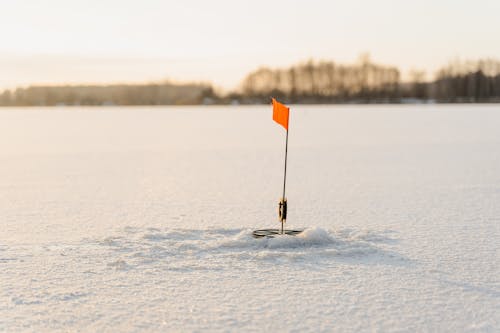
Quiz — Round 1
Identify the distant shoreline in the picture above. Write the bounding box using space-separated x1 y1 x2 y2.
2 57 500 107
2 100 500 107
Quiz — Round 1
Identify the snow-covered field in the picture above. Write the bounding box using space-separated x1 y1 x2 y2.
1 105 499 332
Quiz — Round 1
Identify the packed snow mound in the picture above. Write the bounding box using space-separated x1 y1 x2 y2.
87 226 405 270
220 227 335 249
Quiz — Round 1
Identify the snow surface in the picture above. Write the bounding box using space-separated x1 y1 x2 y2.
0 105 499 332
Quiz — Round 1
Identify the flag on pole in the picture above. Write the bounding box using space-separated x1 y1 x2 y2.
272 98 289 131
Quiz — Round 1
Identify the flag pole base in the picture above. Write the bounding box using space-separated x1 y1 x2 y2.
252 229 303 239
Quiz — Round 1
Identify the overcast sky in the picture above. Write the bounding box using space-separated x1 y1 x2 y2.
1 0 499 90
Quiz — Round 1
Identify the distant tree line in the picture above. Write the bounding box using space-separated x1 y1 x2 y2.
234 56 500 103
0 82 216 106
1 56 500 106
236 54 400 103
430 59 500 102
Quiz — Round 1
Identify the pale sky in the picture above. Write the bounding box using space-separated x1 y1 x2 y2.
1 0 499 90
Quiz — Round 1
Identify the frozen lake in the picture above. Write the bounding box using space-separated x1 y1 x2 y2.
1 105 499 332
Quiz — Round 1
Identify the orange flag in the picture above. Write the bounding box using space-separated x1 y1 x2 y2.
272 98 289 131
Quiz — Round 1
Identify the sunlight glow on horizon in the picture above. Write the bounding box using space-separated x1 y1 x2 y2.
1 0 499 90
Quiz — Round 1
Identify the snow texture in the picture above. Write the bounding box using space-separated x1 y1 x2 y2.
0 105 499 332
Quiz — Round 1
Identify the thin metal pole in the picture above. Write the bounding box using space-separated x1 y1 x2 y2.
282 129 288 199
281 127 289 234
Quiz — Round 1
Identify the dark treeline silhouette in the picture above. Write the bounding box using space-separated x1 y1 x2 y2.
1 56 500 106
236 54 400 103
0 82 216 106
234 56 500 104
430 59 500 102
